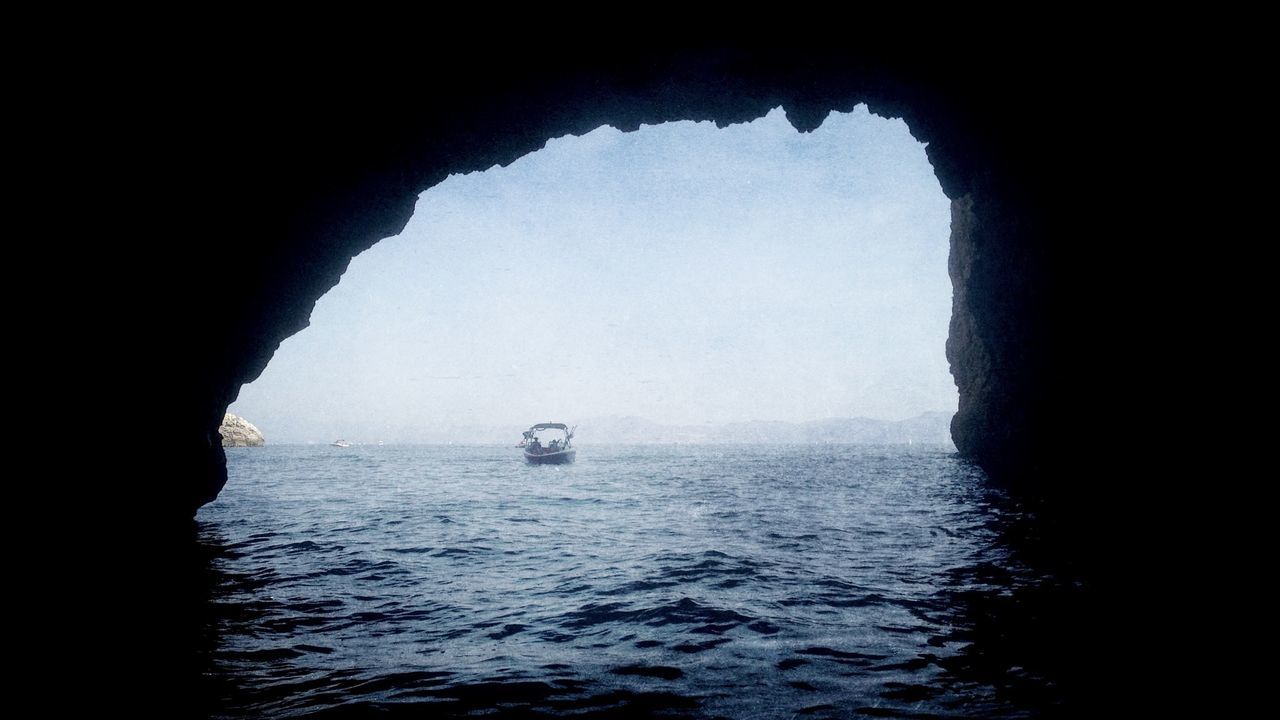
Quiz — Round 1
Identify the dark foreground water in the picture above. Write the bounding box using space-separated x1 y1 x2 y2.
194 445 1086 718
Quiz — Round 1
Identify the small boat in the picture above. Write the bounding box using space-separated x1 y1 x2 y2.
519 423 576 464
331 439 351 448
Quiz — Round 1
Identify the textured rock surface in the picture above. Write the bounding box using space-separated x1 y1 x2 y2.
219 413 264 447
137 44 1140 521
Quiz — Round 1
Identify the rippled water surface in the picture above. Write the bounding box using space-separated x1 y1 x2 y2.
196 445 1075 718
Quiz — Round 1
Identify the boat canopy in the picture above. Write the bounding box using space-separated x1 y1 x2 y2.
520 422 576 453
521 423 575 443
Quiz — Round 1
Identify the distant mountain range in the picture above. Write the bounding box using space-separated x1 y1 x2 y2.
572 412 955 446
376 412 955 446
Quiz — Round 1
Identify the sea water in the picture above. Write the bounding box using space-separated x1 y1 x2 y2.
194 445 1077 718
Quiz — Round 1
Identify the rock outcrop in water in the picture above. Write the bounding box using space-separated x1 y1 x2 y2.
219 414 264 447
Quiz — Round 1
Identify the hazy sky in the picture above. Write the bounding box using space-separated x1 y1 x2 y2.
231 106 955 443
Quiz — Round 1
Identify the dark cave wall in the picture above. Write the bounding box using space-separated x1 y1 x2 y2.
169 47 1084 518
947 189 1052 483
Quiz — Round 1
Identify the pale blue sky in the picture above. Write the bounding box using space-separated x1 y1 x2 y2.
231 106 955 443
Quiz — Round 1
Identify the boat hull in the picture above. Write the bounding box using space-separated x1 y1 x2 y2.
524 448 576 464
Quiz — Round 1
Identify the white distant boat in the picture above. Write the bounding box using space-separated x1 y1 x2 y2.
331 439 351 448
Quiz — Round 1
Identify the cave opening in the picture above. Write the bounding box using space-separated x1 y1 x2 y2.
225 105 956 448
118 43 1159 718
180 105 1087 719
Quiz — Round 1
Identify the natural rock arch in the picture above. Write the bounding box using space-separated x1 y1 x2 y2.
165 46 1100 521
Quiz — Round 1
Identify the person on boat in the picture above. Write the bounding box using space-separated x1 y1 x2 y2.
549 439 561 451
530 438 542 452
